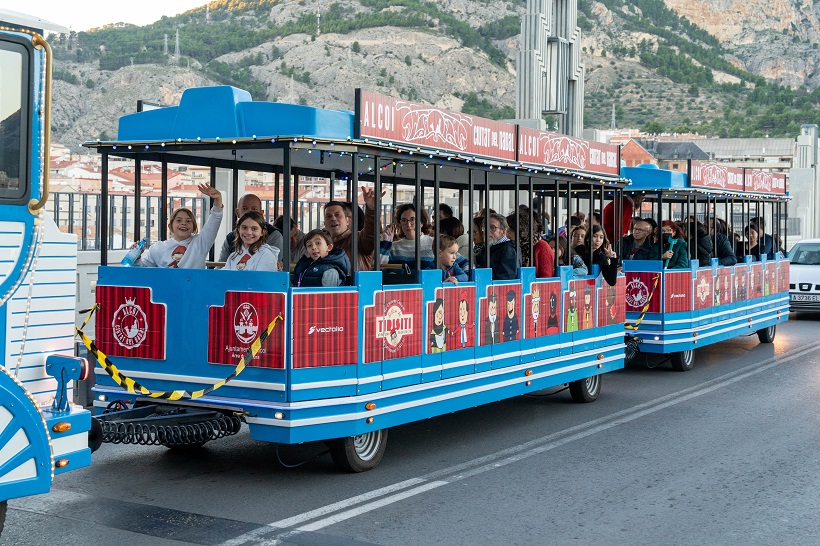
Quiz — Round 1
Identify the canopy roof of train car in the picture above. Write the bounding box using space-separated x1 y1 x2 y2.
83 86 627 192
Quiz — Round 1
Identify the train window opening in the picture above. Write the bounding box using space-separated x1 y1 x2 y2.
0 38 31 202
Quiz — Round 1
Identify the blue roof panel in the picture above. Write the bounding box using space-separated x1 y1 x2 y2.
116 85 354 142
622 164 688 190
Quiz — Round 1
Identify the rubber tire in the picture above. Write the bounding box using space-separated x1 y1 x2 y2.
757 324 776 344
328 429 388 472
670 349 695 372
162 440 208 451
88 417 103 453
0 500 6 537
569 374 602 403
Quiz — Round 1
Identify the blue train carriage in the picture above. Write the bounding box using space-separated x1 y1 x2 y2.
82 86 628 471
620 162 789 370
0 10 95 533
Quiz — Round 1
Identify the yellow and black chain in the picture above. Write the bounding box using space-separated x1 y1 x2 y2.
75 305 283 401
624 274 660 331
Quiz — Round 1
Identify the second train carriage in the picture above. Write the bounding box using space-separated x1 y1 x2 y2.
82 86 628 471
618 163 790 370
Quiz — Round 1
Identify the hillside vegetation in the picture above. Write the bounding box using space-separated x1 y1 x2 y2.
48 0 820 143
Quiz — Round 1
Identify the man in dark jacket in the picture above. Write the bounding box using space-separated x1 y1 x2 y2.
617 219 659 262
711 218 737 266
218 193 283 262
474 213 518 280
688 220 714 267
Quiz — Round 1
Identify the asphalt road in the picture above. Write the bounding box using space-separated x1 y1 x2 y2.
5 312 820 546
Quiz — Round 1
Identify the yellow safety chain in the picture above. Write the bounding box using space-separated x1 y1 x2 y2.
624 274 660 331
75 305 283 401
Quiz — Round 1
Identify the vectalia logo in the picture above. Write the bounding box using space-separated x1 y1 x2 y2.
308 325 345 335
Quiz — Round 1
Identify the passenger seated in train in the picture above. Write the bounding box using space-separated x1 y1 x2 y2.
710 218 738 267
660 221 690 269
323 186 378 271
472 216 487 259
553 235 588 277
687 220 714 267
291 228 350 287
570 225 587 253
438 216 470 270
218 193 283 262
474 213 518 280
137 184 224 269
617 219 658 261
742 224 762 261
749 216 779 259
379 203 435 270
222 211 279 272
506 209 555 278
436 234 468 284
275 215 305 262
574 224 618 286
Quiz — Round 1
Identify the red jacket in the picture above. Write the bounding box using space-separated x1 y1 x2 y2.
603 196 635 244
533 240 555 279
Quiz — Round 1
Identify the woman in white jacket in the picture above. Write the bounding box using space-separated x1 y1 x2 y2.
138 184 224 269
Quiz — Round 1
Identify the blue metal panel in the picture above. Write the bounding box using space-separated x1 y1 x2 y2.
622 164 687 191
116 85 355 143
238 102 354 140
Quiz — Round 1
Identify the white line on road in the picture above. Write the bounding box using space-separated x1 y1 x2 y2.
219 340 820 546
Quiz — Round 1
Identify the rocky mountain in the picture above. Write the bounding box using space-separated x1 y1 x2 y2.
48 0 820 150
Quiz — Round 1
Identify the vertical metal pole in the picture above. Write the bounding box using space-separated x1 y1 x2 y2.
100 153 109 265
434 165 440 272
484 171 490 269
468 169 474 275
134 157 142 240
282 148 291 271
159 158 168 241
528 176 534 268
414 159 422 273
351 154 359 276
274 170 280 217
374 158 382 273
514 175 521 268
657 192 664 261
567 181 574 265
553 182 559 272
121 195 127 249
232 164 239 226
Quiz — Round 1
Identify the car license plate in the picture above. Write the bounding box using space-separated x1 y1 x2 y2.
791 294 820 302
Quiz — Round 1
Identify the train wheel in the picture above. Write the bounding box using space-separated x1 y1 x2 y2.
670 349 695 371
0 500 6 536
569 374 602 403
757 325 776 344
329 429 388 472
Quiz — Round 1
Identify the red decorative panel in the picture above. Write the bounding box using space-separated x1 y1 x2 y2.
598 277 626 327
664 271 693 313
694 269 714 311
715 267 733 306
96 286 166 360
364 289 423 362
734 266 750 301
425 285 476 353
749 263 763 299
689 161 744 191
292 292 358 368
207 291 285 369
745 169 787 195
778 262 790 293
357 90 516 161
518 126 620 177
624 272 661 313
479 284 522 345
763 263 777 296
524 281 562 338
564 279 596 332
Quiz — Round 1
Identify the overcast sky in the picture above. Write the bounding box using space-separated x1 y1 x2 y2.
21 1 209 32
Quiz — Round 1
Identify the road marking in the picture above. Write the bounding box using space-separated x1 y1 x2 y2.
219 340 820 546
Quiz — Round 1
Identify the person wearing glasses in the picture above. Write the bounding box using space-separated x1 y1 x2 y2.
474 213 518 280
379 203 435 270
618 219 659 262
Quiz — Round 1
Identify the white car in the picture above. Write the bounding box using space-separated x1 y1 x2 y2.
789 238 820 312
